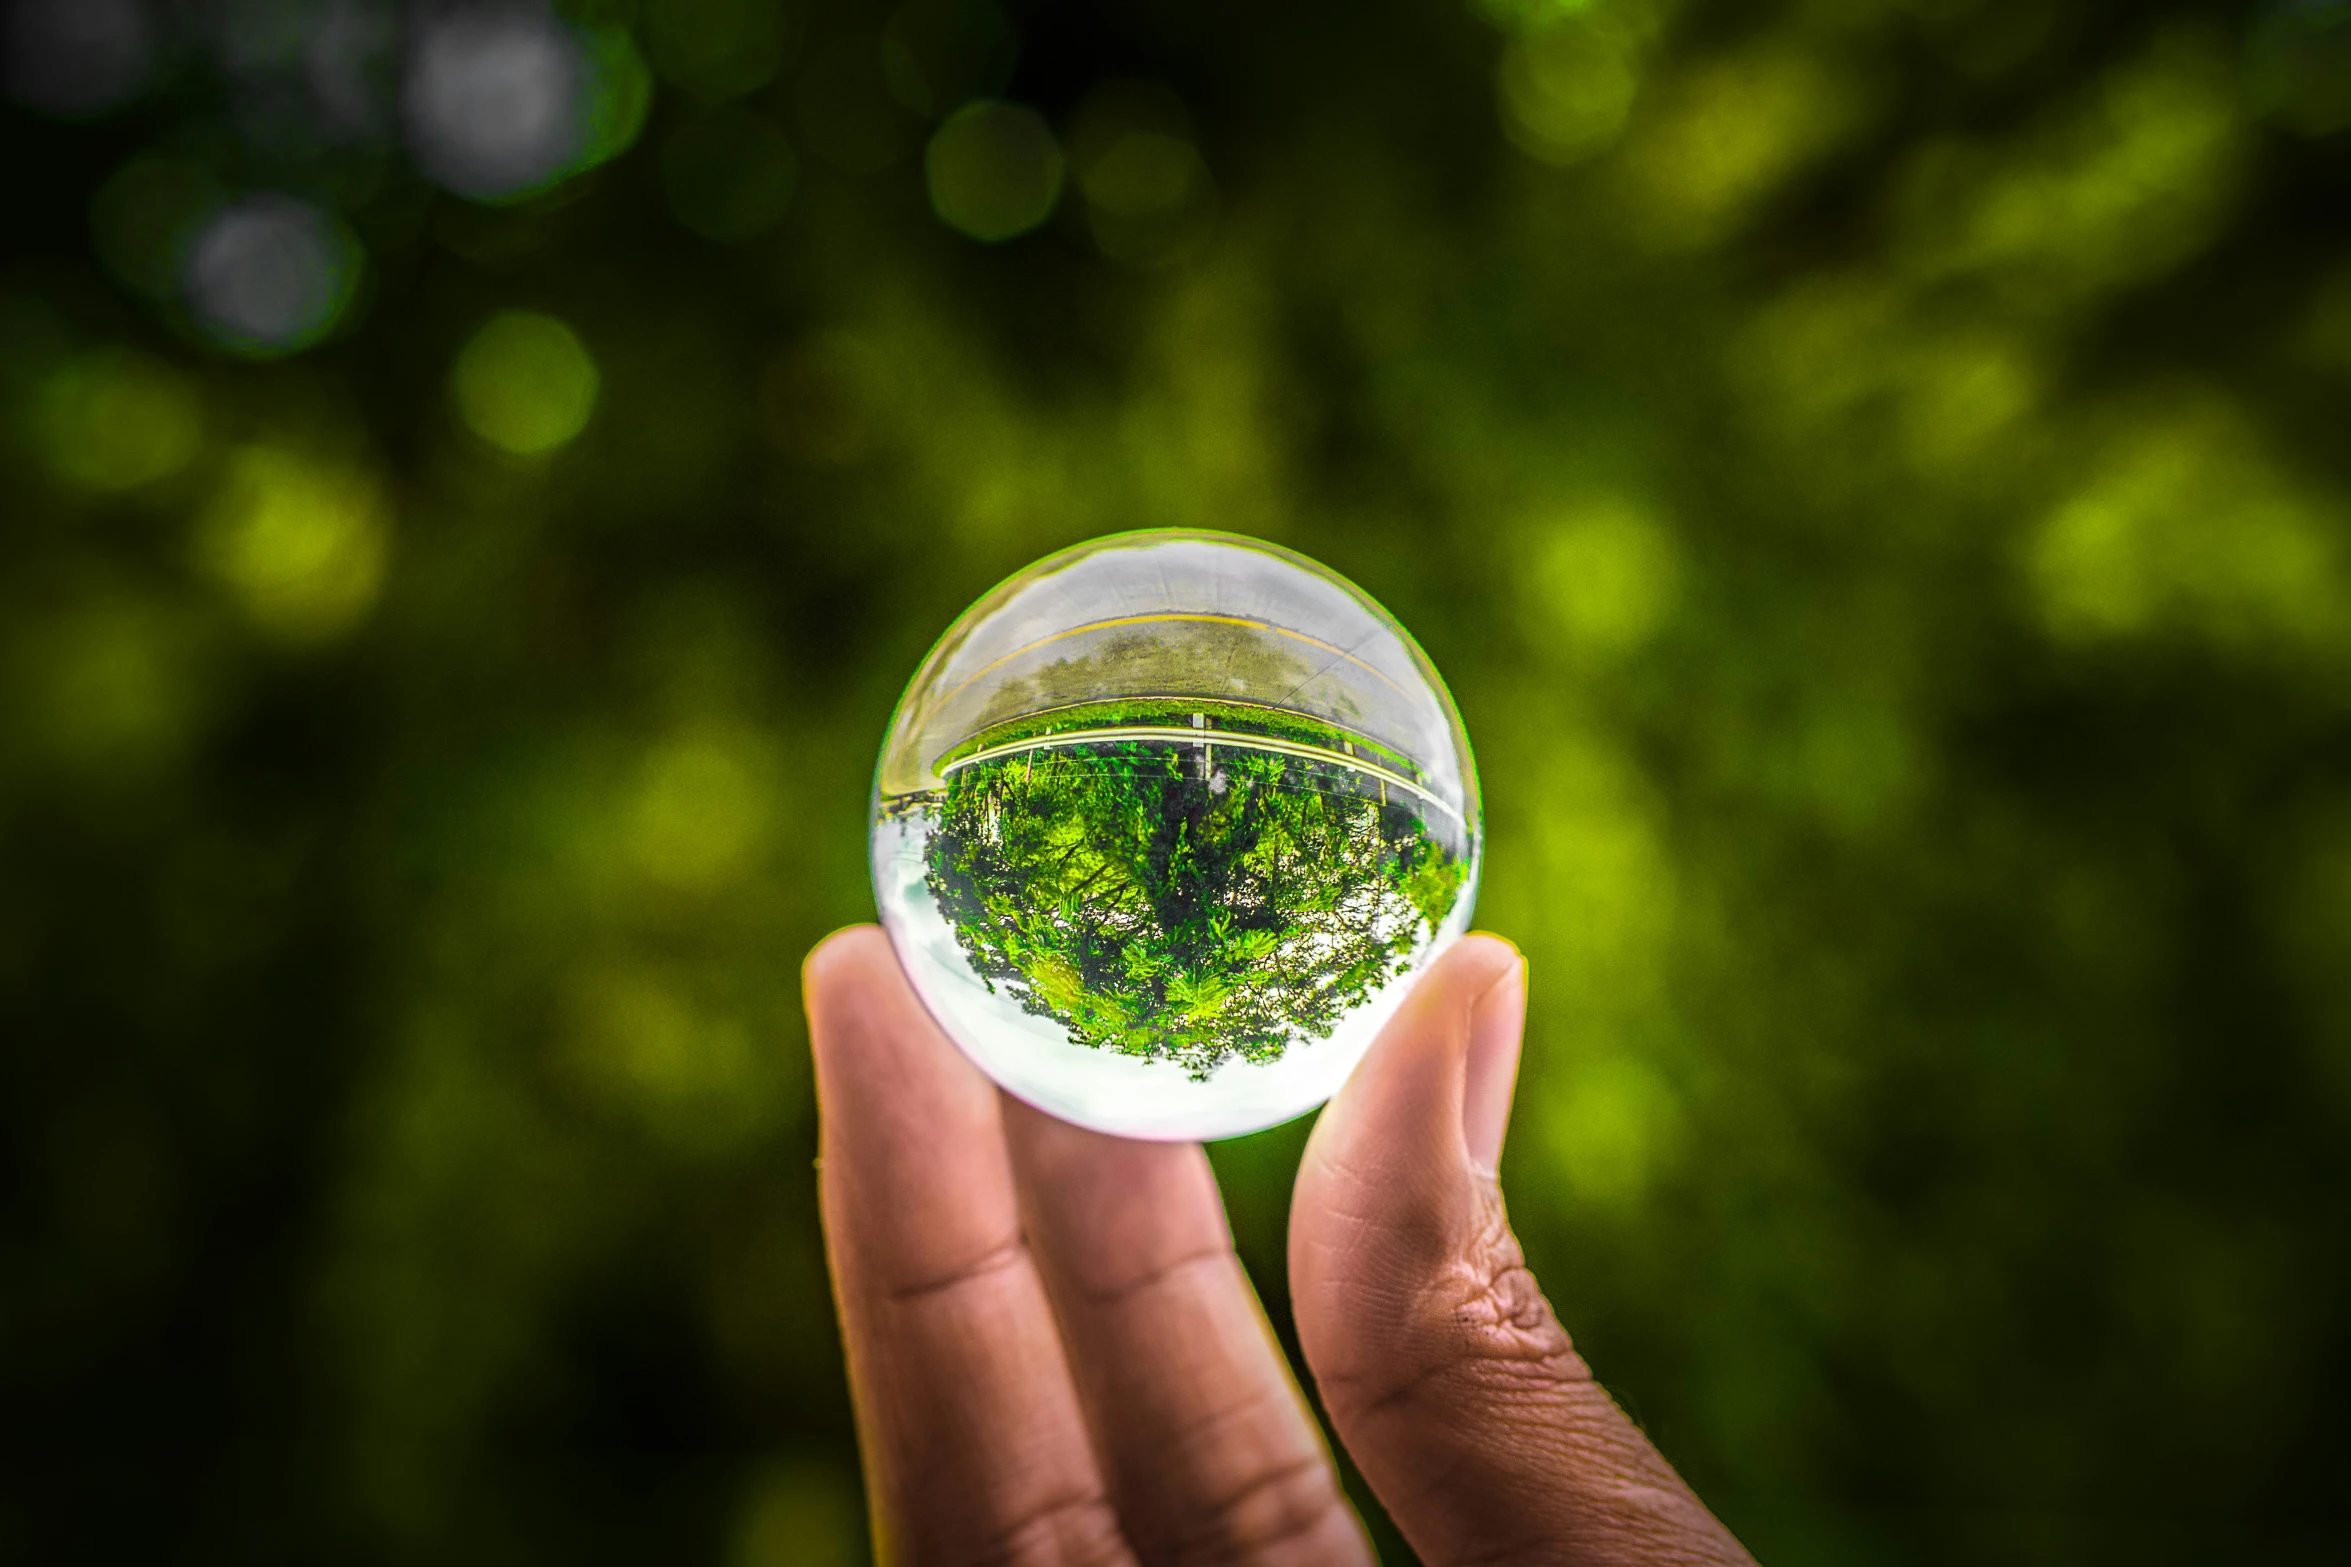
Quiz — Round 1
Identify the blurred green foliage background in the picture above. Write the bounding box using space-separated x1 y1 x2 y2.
5 0 2351 1560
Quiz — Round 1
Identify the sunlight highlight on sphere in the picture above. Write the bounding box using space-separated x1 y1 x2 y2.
872 532 1482 1141
925 101 1062 242
183 194 363 357
404 10 585 200
452 311 600 456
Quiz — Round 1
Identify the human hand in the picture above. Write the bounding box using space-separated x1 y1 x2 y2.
804 926 1754 1565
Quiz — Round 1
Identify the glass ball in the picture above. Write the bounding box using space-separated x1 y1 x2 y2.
870 530 1481 1141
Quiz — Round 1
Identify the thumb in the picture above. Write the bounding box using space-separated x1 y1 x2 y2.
1289 936 1752 1566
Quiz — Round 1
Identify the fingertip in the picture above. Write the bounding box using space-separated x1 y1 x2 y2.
1462 949 1526 1175
805 924 1005 1217
1461 928 1524 965
799 924 970 1114
1297 933 1527 1246
1321 933 1522 1137
1448 931 1525 992
802 927 894 1091
1296 930 1529 1232
802 922 891 998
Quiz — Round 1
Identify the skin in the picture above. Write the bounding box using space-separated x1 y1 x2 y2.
806 925 1756 1566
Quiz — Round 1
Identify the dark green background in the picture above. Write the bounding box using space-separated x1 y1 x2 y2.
6 0 2351 1561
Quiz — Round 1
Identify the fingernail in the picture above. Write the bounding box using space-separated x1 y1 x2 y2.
1462 953 1526 1176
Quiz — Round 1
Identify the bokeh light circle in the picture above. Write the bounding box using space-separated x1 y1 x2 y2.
38 349 203 490
183 194 363 358
925 101 1063 242
1499 18 1639 165
642 0 797 104
451 311 601 456
404 10 586 201
1068 81 1217 265
195 445 389 643
872 531 1481 1141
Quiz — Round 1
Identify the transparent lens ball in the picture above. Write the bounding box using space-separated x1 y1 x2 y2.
871 531 1481 1140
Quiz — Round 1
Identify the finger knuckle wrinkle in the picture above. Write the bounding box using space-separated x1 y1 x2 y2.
1162 1451 1352 1566
1445 1219 1581 1373
1157 1374 1285 1454
961 1490 1133 1567
886 1232 1032 1306
1078 1243 1228 1310
1325 1226 1588 1424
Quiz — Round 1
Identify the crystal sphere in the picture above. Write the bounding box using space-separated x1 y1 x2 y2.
870 531 1481 1140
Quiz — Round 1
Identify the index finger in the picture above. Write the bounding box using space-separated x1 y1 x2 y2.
806 926 1135 1567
